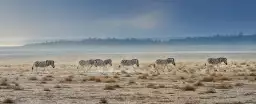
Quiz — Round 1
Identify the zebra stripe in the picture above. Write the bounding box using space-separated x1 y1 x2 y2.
207 57 227 65
119 59 139 68
155 58 176 66
94 59 105 67
77 59 95 69
104 59 112 66
32 60 55 70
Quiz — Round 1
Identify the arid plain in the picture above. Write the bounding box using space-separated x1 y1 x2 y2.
0 54 256 104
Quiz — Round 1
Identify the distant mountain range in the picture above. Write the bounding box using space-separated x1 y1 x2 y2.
24 34 256 46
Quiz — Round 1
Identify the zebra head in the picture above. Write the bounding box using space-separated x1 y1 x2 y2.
46 60 55 68
218 57 227 65
167 58 175 66
104 59 112 66
148 63 156 68
88 59 95 64
132 59 139 67
32 61 39 70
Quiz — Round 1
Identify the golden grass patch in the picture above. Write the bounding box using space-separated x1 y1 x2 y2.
201 76 214 82
28 76 38 81
2 98 14 103
180 84 196 91
193 80 204 86
214 83 233 89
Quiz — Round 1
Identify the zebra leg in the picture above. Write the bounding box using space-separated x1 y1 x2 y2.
162 65 167 73
100 66 104 74
167 64 172 72
85 65 92 73
155 66 160 75
132 65 137 73
43 68 46 73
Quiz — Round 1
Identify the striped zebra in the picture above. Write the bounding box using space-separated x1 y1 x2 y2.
103 59 112 66
155 58 176 66
207 57 228 65
94 59 105 67
151 58 176 73
118 59 139 68
77 59 95 69
93 59 113 67
93 59 113 74
32 60 55 71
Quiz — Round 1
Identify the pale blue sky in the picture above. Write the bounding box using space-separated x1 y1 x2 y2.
1 0 256 46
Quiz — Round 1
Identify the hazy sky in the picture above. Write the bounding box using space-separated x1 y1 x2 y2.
1 0 256 46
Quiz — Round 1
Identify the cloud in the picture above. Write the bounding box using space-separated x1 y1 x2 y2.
0 7 165 45
128 11 164 29
92 10 164 30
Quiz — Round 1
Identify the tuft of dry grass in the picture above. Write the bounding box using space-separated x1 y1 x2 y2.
82 77 88 82
2 98 14 103
103 78 116 83
186 79 196 83
236 72 247 76
46 75 53 78
15 77 19 81
54 85 61 88
113 84 121 88
214 83 233 89
124 74 131 77
95 77 102 82
40 81 47 84
201 76 214 82
171 85 180 89
235 83 244 87
128 80 136 85
0 78 9 86
137 74 148 79
88 76 96 81
247 67 256 72
210 72 223 77
249 73 256 76
215 76 232 81
104 84 117 90
147 83 158 89
240 62 247 65
179 76 186 80
41 76 53 81
113 75 119 79
99 98 108 104
121 70 128 74
158 84 166 88
193 80 204 86
64 75 74 82
205 88 216 93
11 82 24 90
247 77 256 81
28 76 38 81
180 84 196 91
43 88 51 91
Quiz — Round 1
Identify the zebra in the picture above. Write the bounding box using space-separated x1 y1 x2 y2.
155 58 176 66
32 60 55 71
93 59 112 74
207 57 228 65
103 59 112 66
77 59 95 69
150 58 176 73
118 59 139 68
206 57 228 72
94 59 105 67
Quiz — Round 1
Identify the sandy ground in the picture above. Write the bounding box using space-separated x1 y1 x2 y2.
0 60 256 104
